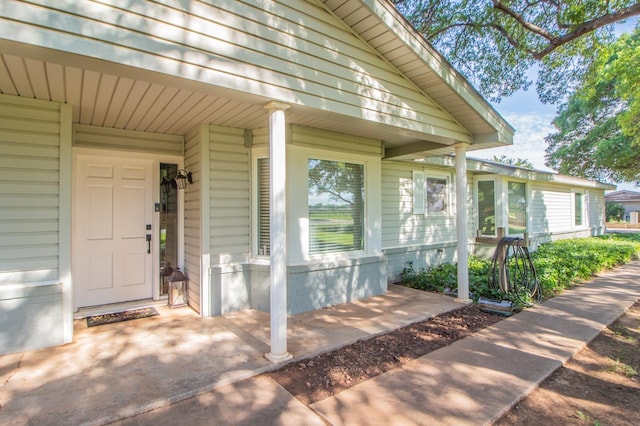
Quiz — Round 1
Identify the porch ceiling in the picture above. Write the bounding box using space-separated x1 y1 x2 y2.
0 47 458 154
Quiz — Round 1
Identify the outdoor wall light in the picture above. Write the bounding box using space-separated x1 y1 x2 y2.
168 266 188 308
161 169 193 193
173 169 193 190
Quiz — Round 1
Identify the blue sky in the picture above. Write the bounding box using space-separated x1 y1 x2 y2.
471 19 638 190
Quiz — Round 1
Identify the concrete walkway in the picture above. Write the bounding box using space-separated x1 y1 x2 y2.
114 261 640 426
0 285 461 425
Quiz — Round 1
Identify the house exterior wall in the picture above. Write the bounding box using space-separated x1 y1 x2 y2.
206 124 386 315
73 124 183 155
381 160 475 282
184 127 203 314
0 0 469 142
0 94 72 354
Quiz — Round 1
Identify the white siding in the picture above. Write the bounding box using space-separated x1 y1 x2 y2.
0 95 61 283
530 183 573 234
381 160 474 248
588 190 606 229
74 124 183 155
0 0 469 141
183 128 201 313
209 125 250 263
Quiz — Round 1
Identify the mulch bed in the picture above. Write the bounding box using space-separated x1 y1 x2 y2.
268 304 504 404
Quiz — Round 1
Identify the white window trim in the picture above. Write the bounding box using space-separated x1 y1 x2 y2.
251 147 269 259
413 169 453 217
475 177 498 237
572 189 588 229
505 178 529 237
253 144 381 264
306 154 367 257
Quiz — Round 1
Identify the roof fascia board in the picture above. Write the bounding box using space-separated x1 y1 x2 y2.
359 0 514 139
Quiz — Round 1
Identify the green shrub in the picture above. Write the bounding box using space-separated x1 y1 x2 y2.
400 234 640 303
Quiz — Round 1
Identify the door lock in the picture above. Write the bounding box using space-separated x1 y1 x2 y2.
146 224 152 254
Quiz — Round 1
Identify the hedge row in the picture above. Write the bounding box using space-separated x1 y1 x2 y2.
401 234 640 302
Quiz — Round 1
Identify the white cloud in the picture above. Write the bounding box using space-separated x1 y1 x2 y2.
473 111 556 172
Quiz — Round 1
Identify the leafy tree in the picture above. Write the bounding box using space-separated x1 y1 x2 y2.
393 1 640 103
606 202 626 221
545 26 640 182
490 155 534 169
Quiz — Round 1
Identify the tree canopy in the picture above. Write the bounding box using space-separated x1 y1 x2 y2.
490 155 535 169
393 1 640 103
545 25 640 183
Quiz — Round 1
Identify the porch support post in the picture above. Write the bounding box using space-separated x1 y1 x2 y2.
455 143 470 302
264 101 292 363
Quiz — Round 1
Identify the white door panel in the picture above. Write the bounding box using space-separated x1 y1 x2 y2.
74 154 154 308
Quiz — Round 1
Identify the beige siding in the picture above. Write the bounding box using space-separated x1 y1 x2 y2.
184 128 201 313
0 0 469 141
0 95 61 284
381 160 473 249
209 125 250 263
290 125 383 156
530 183 572 234
74 124 183 155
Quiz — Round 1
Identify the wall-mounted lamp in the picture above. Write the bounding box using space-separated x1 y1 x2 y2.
173 169 193 190
161 169 193 193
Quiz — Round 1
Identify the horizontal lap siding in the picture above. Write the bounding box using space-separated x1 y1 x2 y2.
0 95 61 284
1 0 468 140
588 191 606 228
530 184 572 234
290 125 383 156
382 161 473 248
209 126 250 263
184 129 201 313
73 124 183 155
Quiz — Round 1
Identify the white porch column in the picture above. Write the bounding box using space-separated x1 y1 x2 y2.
264 101 292 363
455 144 470 302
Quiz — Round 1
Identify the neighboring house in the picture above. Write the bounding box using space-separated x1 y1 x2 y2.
0 1 609 357
605 190 640 217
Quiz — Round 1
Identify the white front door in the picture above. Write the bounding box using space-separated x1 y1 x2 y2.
74 154 154 308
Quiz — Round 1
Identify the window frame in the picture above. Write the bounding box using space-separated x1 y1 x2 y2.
412 169 453 216
506 180 528 236
307 157 366 256
253 144 380 263
573 190 586 228
475 178 497 237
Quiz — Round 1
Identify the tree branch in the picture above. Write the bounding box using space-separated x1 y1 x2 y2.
535 3 640 59
493 0 557 41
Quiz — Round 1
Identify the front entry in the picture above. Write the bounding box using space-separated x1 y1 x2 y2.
73 153 154 308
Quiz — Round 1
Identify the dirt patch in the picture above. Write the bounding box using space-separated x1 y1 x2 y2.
268 304 504 404
496 301 640 425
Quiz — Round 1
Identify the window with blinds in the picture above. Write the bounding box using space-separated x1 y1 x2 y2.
257 158 270 256
575 192 583 226
308 158 364 254
477 180 496 236
508 181 527 235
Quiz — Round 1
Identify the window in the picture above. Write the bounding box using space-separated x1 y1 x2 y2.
426 176 448 213
257 158 270 256
508 181 527 235
477 180 496 236
575 192 583 226
412 171 451 215
308 158 364 254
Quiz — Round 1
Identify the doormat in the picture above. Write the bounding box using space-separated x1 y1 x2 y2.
86 307 160 327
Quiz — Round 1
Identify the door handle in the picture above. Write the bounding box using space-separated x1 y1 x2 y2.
146 234 152 254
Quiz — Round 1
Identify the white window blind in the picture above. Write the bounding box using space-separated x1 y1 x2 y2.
257 158 270 256
308 159 364 254
477 180 496 236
